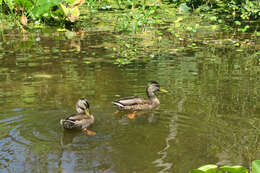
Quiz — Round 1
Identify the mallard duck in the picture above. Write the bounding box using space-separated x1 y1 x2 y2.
112 81 167 119
60 98 95 135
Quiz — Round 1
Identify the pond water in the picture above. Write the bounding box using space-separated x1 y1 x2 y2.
0 21 259 172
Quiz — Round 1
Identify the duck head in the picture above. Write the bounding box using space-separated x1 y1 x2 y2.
75 98 90 116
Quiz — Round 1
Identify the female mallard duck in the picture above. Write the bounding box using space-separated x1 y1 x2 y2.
60 98 95 135
112 81 167 119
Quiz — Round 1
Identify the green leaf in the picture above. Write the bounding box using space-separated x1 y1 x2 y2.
60 3 80 22
220 165 248 173
198 164 218 173
57 28 67 32
210 16 217 22
31 0 60 19
252 160 260 173
14 0 34 11
234 21 241 26
60 3 69 16
3 0 15 10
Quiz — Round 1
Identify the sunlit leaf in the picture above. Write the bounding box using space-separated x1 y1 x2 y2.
234 21 241 26
220 165 248 173
14 0 34 10
68 7 79 22
198 164 218 173
252 160 260 173
175 16 183 23
31 0 60 19
57 28 67 32
3 0 15 10
210 16 217 22
60 3 80 22
60 3 70 17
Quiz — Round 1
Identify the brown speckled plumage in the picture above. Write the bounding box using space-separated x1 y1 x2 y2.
60 98 94 130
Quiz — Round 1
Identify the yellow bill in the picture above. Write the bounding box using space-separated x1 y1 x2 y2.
159 88 168 93
85 109 90 116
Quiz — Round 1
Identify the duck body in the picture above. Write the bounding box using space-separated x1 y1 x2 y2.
60 113 94 130
60 98 95 135
112 96 160 111
112 81 167 114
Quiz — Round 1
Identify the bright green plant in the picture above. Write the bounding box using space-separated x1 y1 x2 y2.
190 164 248 173
168 0 260 31
189 160 260 173
113 36 139 65
1 0 85 25
252 160 260 173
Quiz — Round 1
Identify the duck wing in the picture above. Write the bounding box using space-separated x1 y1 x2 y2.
61 113 91 129
112 96 150 109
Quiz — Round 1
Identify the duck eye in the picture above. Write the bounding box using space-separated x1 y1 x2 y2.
84 102 89 108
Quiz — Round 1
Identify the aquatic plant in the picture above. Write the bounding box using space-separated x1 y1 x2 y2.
1 0 85 25
168 0 260 32
189 160 260 173
190 164 248 173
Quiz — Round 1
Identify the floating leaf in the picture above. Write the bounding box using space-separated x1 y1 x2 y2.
220 165 248 173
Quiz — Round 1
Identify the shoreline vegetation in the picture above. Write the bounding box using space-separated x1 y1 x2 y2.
0 0 259 29
0 1 259 65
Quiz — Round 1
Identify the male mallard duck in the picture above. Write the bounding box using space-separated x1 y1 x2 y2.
60 98 95 135
112 81 167 119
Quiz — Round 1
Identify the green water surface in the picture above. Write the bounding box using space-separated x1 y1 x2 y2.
0 22 259 173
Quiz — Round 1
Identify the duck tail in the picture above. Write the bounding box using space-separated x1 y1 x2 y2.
112 101 125 109
60 119 64 126
60 119 75 129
